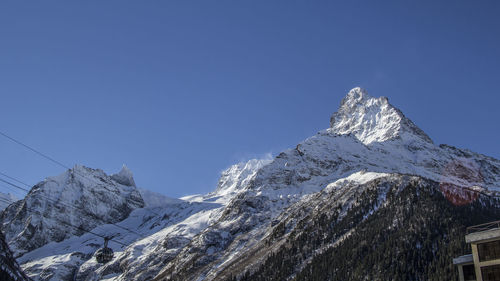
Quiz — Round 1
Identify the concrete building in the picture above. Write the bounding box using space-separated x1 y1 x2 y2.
454 221 500 281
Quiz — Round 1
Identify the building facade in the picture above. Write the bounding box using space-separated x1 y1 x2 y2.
454 221 500 281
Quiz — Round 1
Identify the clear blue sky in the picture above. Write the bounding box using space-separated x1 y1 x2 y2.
0 1 499 198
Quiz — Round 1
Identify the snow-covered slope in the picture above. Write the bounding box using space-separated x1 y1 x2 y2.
3 87 499 281
0 158 270 281
79 158 272 281
17 197 200 281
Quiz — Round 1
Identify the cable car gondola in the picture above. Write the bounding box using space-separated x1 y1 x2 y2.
95 236 114 264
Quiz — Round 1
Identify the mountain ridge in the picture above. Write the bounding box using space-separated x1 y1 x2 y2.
1 87 499 281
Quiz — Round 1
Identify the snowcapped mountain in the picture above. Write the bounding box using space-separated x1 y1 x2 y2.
0 158 270 280
152 88 500 281
76 158 272 281
1 165 144 258
1 87 499 281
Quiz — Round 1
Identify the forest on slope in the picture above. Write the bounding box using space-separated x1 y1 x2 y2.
231 177 500 281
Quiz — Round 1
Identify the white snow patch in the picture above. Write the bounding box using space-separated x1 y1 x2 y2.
326 171 390 191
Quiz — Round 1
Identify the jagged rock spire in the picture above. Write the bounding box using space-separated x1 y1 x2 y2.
111 164 136 187
329 87 433 145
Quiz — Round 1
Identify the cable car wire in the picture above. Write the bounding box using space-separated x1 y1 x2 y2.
0 193 129 247
0 131 155 235
0 168 163 218
0 177 29 193
0 197 13 205
1 196 124 264
0 131 70 170
0 182 26 198
0 130 162 217
0 171 31 188
0 176 142 236
1 201 128 247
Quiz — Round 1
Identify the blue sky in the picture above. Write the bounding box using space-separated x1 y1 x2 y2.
0 1 499 198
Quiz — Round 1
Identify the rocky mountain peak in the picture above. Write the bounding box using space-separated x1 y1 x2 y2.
111 164 136 187
1 164 144 257
330 87 432 145
341 87 373 105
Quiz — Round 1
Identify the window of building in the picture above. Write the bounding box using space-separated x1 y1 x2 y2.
481 264 500 281
463 264 476 281
478 241 500 262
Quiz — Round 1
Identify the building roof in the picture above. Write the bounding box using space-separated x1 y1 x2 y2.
453 254 474 265
467 220 500 235
466 228 500 244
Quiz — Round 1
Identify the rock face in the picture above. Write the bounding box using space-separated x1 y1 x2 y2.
1 231 30 281
111 165 136 187
2 87 500 281
0 165 144 257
